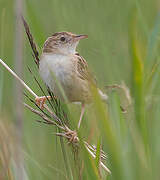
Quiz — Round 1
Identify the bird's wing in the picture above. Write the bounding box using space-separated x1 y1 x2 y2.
74 53 108 102
75 52 97 85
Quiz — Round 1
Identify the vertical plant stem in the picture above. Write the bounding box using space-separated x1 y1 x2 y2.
14 0 24 179
129 11 148 155
0 9 5 110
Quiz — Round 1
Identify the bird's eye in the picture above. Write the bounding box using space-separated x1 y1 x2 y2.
60 37 66 42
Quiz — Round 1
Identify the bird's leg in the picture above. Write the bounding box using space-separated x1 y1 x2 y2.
35 96 51 109
78 103 85 129
65 130 78 143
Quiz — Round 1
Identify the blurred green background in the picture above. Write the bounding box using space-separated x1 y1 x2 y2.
0 0 160 179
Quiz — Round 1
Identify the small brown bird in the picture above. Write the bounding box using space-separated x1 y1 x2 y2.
36 32 107 128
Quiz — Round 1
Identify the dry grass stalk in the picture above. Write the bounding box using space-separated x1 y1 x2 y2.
0 58 111 174
106 81 132 112
0 119 17 179
0 16 111 175
23 103 111 174
21 16 40 67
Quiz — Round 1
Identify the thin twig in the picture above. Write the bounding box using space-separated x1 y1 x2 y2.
84 143 111 174
105 81 132 112
106 82 132 106
84 142 107 160
0 58 111 174
24 103 110 173
0 59 37 98
27 66 55 111
21 16 40 67
23 103 65 130
23 102 110 173
0 58 59 122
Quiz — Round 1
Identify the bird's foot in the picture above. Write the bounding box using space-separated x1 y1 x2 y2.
35 96 50 109
65 130 78 143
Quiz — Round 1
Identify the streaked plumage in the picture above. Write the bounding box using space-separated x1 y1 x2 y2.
38 32 107 128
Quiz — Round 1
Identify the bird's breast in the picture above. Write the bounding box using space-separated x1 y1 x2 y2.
39 54 75 100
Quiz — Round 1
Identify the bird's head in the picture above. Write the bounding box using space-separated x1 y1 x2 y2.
42 32 88 55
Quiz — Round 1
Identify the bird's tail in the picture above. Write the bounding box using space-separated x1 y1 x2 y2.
98 89 108 102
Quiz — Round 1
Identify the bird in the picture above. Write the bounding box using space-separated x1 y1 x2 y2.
36 32 108 129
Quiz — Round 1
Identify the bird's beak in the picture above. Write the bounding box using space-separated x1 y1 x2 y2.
74 34 88 41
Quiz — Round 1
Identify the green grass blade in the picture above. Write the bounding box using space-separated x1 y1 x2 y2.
145 14 160 92
81 141 101 180
129 12 147 146
95 138 101 170
146 13 160 63
0 9 5 110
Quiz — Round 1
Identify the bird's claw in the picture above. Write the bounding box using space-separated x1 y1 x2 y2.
35 96 47 109
65 130 78 144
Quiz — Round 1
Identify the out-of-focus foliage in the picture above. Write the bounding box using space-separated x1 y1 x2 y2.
0 0 160 179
